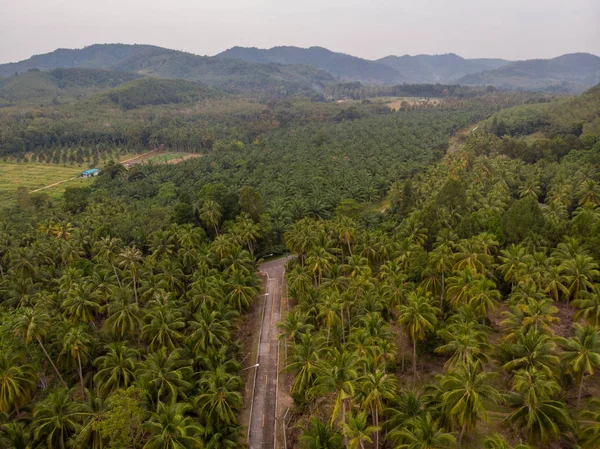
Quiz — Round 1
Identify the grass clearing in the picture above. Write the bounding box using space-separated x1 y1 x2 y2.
146 152 188 163
0 162 91 208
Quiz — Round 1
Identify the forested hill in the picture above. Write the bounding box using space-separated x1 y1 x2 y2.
0 68 141 106
458 53 600 92
376 53 509 84
0 44 335 96
217 46 405 84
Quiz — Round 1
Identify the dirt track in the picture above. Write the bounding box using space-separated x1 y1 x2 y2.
248 256 293 449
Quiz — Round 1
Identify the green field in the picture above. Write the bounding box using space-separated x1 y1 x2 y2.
145 152 186 163
0 163 92 207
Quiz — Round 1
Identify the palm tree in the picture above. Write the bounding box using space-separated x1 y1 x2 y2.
72 392 108 449
233 212 261 265
33 388 88 449
142 306 185 353
358 369 397 448
143 402 203 449
104 291 143 339
0 422 33 449
61 326 91 399
307 246 336 287
505 368 572 445
340 411 378 449
137 348 192 406
580 398 600 448
560 254 599 306
0 353 37 415
61 283 102 324
94 236 123 287
440 361 500 446
93 342 139 397
573 285 600 327
397 291 439 383
195 366 243 427
436 317 491 369
225 271 258 311
556 324 600 406
188 306 231 356
286 333 325 402
394 414 456 449
311 349 358 447
501 330 560 377
199 199 222 236
118 246 143 304
300 417 343 449
13 308 67 388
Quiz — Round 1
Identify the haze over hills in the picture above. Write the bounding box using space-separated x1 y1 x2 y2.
457 53 600 92
1 43 599 97
0 44 335 96
376 53 509 84
0 68 141 106
217 46 406 84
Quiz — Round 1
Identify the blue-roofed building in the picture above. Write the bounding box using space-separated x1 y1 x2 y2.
81 168 101 178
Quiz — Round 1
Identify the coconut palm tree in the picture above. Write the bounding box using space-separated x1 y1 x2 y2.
556 324 600 406
580 398 600 448
142 306 185 353
143 402 203 449
0 353 37 415
117 246 143 304
300 417 343 449
358 369 397 448
13 308 67 388
573 285 600 327
340 411 378 449
440 360 501 446
397 291 439 383
33 388 88 449
311 349 358 447
394 414 456 449
93 342 139 397
560 255 599 306
137 348 192 406
61 283 102 324
188 306 231 356
195 366 243 427
61 326 92 399
501 330 560 377
199 199 222 236
104 291 143 339
286 333 325 402
505 368 572 445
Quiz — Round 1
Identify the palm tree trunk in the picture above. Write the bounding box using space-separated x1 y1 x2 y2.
578 377 585 407
413 339 417 387
347 241 353 257
77 352 85 399
374 406 379 448
441 272 445 306
112 263 122 288
457 423 466 447
37 337 67 388
133 276 138 304
342 399 349 449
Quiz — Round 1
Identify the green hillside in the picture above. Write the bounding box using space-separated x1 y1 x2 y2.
0 44 336 97
484 82 600 137
95 78 222 110
458 53 600 92
0 68 140 106
217 45 405 84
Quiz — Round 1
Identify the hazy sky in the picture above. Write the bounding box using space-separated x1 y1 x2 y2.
1 0 599 64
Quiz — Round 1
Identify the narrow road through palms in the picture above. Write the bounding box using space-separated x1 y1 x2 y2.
248 257 291 449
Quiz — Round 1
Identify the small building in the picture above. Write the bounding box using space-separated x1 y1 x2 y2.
81 168 101 178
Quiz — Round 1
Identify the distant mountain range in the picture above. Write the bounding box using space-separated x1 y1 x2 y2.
376 53 509 83
0 44 599 98
218 46 406 84
0 44 335 97
457 53 600 92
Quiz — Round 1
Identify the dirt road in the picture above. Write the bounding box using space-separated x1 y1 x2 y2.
248 256 293 449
